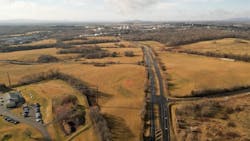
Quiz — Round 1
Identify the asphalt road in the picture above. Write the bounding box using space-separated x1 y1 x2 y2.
0 106 51 141
143 46 170 141
143 47 156 140
142 44 250 141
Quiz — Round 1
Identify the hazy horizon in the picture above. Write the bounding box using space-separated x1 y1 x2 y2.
0 0 249 22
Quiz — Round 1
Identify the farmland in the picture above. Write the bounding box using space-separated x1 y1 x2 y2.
160 52 250 97
171 94 250 141
0 23 250 141
176 38 250 56
0 34 146 141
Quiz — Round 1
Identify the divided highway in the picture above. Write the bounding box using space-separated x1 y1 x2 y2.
144 46 156 140
143 46 170 141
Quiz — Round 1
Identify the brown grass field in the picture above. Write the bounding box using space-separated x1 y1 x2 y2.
139 40 250 97
140 41 168 51
12 39 57 47
0 48 78 62
0 60 146 141
0 123 43 141
171 94 250 141
63 36 120 45
176 38 250 56
159 52 250 97
0 38 146 141
14 80 98 141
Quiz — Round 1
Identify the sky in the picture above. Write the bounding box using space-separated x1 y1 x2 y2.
0 0 249 21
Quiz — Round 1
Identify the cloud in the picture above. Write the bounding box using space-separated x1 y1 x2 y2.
105 0 161 14
64 0 91 6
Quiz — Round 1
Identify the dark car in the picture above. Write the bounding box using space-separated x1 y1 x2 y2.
34 103 40 107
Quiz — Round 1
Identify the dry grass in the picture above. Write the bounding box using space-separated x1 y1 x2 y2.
172 94 250 141
64 36 119 45
0 124 43 141
178 38 250 56
140 41 168 51
63 39 86 44
0 62 146 141
0 38 146 140
0 48 78 62
15 80 96 141
12 39 57 47
159 52 250 97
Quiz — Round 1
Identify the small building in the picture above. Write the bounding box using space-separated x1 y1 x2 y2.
3 91 25 108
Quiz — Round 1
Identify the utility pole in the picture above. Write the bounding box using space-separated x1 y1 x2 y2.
96 86 99 106
7 72 11 87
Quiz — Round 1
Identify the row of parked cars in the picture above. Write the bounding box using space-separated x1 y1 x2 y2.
23 103 43 124
3 116 19 124
0 97 4 106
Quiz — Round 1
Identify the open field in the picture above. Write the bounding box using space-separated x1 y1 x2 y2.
171 94 250 141
14 80 97 141
140 41 168 51
0 48 78 62
63 36 120 45
159 52 250 97
176 38 250 56
0 123 43 141
0 61 146 141
15 39 57 47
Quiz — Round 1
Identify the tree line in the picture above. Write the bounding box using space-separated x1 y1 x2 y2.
179 50 250 62
122 27 250 46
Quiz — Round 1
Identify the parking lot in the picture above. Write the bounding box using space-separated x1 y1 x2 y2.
22 103 43 124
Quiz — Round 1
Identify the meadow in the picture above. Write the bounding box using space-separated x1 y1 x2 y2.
160 52 250 97
171 94 250 141
177 38 250 56
15 80 94 141
0 36 146 141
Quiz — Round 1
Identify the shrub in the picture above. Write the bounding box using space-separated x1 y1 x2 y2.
37 55 59 63
226 132 240 139
227 121 236 127
58 46 101 54
124 51 135 57
53 95 86 135
111 52 118 57
0 83 11 92
84 52 111 59
90 107 111 141
0 44 55 52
